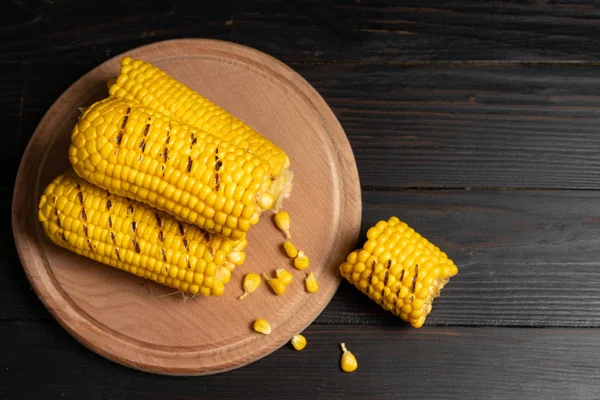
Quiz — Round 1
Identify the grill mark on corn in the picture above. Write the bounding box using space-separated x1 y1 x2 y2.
214 148 220 191
411 264 419 293
77 192 84 205
366 260 377 295
128 205 134 214
106 199 112 210
80 208 87 221
132 238 141 253
187 156 192 172
154 213 162 227
208 246 214 258
202 230 210 243
182 238 189 251
116 108 131 145
158 231 164 242
177 222 185 236
131 221 137 234
86 239 93 251
215 159 222 171
185 255 191 269
380 260 392 302
82 224 88 237
139 139 146 153
110 232 116 245
114 248 121 261
160 248 167 262
143 123 150 136
52 196 56 204
162 147 168 162
55 209 61 228
107 216 113 228
60 231 67 242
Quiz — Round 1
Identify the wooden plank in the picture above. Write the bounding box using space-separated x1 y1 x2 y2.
15 62 600 190
3 1 600 64
0 64 23 186
2 321 600 399
297 63 600 189
5 189 600 328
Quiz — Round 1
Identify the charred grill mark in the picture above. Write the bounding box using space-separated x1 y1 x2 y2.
132 238 140 253
116 108 131 145
166 135 170 144
162 147 168 162
76 183 81 190
214 148 220 191
185 255 191 269
154 213 162 227
128 205 134 214
107 216 113 228
106 199 112 210
131 221 137 234
158 231 164 242
161 248 167 262
52 196 57 204
203 231 210 243
380 260 392 301
82 225 88 237
114 248 121 261
143 123 150 136
54 209 61 228
86 239 93 251
399 269 405 282
191 137 197 145
187 157 192 173
190 134 195 144
183 238 189 251
77 192 84 205
411 264 419 293
215 159 222 171
208 246 214 258
139 139 146 153
110 232 116 244
61 231 67 242
215 174 220 191
80 208 87 221
177 222 185 236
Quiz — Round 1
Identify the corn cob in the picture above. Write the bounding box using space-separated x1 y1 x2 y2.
69 96 287 241
108 57 292 182
339 217 458 328
38 170 247 296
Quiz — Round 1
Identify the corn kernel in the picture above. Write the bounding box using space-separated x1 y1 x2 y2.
276 268 293 285
304 272 318 293
253 318 271 335
283 241 298 259
290 334 307 351
340 343 358 372
238 273 261 300
263 273 286 295
274 211 291 238
294 250 309 270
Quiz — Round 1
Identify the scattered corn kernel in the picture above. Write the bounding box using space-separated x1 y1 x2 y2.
294 250 309 270
274 211 291 238
283 241 298 259
276 268 293 285
304 272 319 293
290 334 307 351
253 318 272 335
263 273 286 295
238 273 261 299
340 343 358 372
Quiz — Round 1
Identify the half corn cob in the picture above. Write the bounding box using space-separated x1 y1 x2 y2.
108 57 292 190
339 217 458 328
69 96 288 241
38 170 247 296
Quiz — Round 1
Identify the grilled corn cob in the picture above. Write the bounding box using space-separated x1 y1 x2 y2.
69 96 287 240
38 170 247 296
339 217 458 328
108 57 292 193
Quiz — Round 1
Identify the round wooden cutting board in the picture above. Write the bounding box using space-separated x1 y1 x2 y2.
11 39 361 375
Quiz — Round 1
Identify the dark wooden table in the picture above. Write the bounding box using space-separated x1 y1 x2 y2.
4 1 600 398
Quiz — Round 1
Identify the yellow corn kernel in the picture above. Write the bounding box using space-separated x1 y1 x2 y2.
339 216 458 328
283 241 298 259
37 170 243 296
274 211 291 238
276 268 293 285
304 272 319 293
340 343 358 372
294 250 309 270
290 334 307 351
253 318 272 335
238 273 261 299
69 96 286 241
263 273 286 295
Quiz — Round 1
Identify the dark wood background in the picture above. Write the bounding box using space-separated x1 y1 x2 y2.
4 1 600 398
